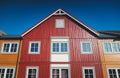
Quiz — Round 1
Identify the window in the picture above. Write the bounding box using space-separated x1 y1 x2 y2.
1 42 19 53
107 68 120 78
51 38 69 53
55 19 64 28
81 41 92 54
103 42 120 53
52 42 68 52
29 41 40 54
0 67 15 78
83 67 96 78
52 68 69 78
26 67 38 78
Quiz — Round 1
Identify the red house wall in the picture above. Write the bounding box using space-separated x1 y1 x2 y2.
18 15 103 78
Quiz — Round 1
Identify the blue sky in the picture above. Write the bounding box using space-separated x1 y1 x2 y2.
0 0 120 34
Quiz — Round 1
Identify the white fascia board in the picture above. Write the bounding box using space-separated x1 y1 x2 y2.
22 8 99 37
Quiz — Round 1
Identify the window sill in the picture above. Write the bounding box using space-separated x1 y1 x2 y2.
28 52 40 54
104 52 120 54
0 52 18 54
81 52 93 54
51 52 69 54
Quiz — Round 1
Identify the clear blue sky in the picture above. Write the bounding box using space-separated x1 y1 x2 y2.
0 0 120 34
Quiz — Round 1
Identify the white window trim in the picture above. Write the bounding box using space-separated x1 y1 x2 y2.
103 42 120 54
51 38 69 53
55 19 65 28
50 67 70 78
81 41 93 54
26 66 39 78
51 41 69 53
107 68 120 78
28 41 40 54
82 67 96 78
1 42 19 54
0 67 15 78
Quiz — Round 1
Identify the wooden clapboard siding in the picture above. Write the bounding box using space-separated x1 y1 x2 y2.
20 15 98 63
18 15 103 78
102 64 120 78
71 63 103 78
98 39 120 78
0 40 21 66
99 40 120 62
70 38 100 62
18 62 50 78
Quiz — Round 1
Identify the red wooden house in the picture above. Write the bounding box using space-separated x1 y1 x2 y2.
17 9 103 78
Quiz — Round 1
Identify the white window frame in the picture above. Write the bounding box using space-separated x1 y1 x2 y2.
51 68 70 78
0 67 15 78
107 68 120 78
103 42 120 53
81 41 93 54
51 38 69 53
28 41 40 54
82 67 96 78
1 42 19 53
55 19 65 28
26 66 39 78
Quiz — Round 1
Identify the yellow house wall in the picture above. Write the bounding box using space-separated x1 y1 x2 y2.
98 39 120 78
0 39 21 67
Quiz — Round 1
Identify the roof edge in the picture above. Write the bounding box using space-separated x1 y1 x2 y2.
21 8 99 37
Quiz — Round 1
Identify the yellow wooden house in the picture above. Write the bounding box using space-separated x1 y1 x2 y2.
0 35 21 78
98 31 120 78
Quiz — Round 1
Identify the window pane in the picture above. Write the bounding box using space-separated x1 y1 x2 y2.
35 47 38 52
3 43 10 52
90 75 93 78
0 69 5 78
35 43 38 52
61 43 68 52
112 43 120 52
53 43 59 52
108 69 117 78
31 43 35 52
84 69 94 78
113 70 116 74
6 69 14 78
30 43 39 53
85 69 88 74
114 75 117 78
117 69 120 78
85 75 89 78
82 42 91 52
61 69 68 78
53 75 59 78
11 43 18 52
110 75 113 78
89 69 93 74
104 43 112 52
28 69 37 78
52 69 59 78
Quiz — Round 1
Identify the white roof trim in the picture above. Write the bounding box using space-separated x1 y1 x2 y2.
22 8 99 36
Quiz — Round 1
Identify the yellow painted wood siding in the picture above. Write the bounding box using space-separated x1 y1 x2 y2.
98 39 120 78
0 40 21 66
99 40 120 62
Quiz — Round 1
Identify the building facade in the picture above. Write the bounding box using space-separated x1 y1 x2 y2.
0 35 21 78
98 31 120 78
0 9 120 78
18 9 103 78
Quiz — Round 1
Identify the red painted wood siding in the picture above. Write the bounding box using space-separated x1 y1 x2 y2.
71 63 104 78
18 62 50 78
18 15 103 78
21 16 100 62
